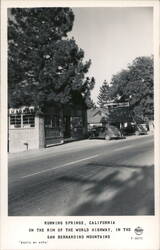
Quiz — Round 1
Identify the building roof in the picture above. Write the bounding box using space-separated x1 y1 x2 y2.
87 108 109 124
88 106 134 124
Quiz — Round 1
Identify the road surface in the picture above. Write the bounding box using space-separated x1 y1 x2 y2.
8 135 154 216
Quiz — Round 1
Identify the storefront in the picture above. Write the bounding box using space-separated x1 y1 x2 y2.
8 105 87 153
44 105 87 147
44 107 63 147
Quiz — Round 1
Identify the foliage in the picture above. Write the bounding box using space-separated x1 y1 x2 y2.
87 98 97 109
8 8 95 110
97 80 111 107
98 56 153 120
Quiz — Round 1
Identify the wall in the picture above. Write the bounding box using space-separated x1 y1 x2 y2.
9 116 40 153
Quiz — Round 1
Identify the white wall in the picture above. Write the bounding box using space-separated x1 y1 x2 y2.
9 116 40 153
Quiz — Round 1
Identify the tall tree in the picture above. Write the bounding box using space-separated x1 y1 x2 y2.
8 8 94 110
109 56 153 120
109 69 129 101
97 80 111 107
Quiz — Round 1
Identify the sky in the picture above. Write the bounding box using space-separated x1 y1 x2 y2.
70 7 153 104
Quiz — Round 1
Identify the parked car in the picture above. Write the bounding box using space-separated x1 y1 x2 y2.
122 123 136 136
122 123 148 136
89 125 125 140
135 124 148 135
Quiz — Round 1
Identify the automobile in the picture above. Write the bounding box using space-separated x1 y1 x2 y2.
135 124 148 135
89 125 125 140
122 123 136 136
122 122 148 136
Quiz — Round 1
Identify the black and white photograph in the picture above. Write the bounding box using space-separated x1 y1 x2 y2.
7 6 155 216
1 0 160 249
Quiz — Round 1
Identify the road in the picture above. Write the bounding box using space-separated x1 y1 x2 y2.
8 135 154 216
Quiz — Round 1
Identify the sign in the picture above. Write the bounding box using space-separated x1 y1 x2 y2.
9 106 35 114
106 102 130 108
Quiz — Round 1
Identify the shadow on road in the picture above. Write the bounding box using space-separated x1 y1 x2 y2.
58 163 154 216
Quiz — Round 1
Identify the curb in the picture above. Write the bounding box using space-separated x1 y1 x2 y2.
8 134 153 161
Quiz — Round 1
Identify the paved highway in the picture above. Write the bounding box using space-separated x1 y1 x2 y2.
8 135 154 216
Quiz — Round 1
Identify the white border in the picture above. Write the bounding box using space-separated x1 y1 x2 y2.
1 1 160 250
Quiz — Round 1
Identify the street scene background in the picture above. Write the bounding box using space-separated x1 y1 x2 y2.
8 7 154 216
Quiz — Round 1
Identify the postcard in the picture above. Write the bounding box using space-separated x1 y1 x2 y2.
0 0 160 249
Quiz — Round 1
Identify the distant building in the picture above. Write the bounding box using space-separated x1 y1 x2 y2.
87 108 109 129
87 103 134 131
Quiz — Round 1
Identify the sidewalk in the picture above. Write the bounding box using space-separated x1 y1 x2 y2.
8 133 153 162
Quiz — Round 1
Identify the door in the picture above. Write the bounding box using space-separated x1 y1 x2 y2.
45 115 63 146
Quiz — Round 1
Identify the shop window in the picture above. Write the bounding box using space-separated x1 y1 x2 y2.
52 116 59 128
72 117 83 127
23 114 35 128
9 114 35 128
10 114 21 128
45 115 59 129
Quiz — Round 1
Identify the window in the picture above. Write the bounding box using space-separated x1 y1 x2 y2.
10 114 21 128
45 115 59 129
9 114 35 128
23 114 35 128
72 117 83 128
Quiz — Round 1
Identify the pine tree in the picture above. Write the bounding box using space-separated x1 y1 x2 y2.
8 8 95 110
88 99 96 109
97 80 110 107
